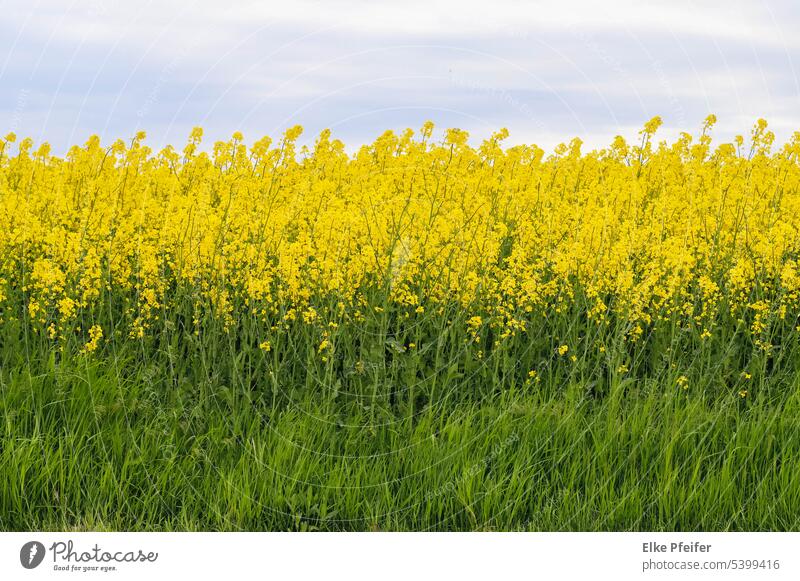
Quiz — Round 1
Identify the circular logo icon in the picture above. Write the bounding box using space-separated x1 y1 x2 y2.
20 541 46 569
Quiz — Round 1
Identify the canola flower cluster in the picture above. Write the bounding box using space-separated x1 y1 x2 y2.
2 116 800 356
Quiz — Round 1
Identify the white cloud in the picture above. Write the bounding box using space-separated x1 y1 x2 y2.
0 0 797 153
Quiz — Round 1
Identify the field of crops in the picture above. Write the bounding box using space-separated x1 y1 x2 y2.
2 116 800 530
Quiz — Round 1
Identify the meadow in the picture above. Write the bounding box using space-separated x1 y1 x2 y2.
1 116 800 530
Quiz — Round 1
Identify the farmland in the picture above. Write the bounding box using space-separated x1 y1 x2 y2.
1 118 800 530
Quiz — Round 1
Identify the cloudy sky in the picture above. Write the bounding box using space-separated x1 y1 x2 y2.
1 0 798 153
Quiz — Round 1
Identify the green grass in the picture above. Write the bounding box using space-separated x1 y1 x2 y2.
2 333 800 531
3 279 800 530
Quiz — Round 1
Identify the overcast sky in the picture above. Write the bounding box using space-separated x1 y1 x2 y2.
1 0 798 153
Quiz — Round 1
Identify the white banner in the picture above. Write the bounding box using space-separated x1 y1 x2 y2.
0 533 796 580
